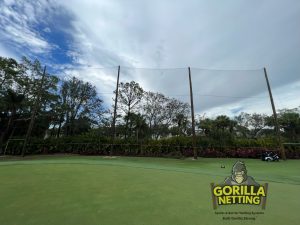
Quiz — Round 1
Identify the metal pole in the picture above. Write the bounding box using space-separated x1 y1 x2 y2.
111 66 120 156
264 67 286 160
188 67 197 159
22 66 47 157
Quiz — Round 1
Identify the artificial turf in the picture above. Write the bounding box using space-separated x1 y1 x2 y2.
0 155 299 225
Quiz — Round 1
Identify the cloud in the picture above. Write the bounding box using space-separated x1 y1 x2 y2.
58 0 300 104
43 27 51 33
0 0 299 115
0 0 54 54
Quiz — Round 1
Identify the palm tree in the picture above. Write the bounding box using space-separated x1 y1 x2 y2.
132 114 148 141
125 113 148 141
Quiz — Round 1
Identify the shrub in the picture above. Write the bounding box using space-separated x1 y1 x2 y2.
3 135 298 159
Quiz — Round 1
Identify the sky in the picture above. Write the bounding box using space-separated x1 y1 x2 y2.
0 0 299 117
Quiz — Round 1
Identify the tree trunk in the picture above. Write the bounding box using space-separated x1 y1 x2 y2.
56 114 64 138
125 109 131 139
57 122 62 138
0 109 15 152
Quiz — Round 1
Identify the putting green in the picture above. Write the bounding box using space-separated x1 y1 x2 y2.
0 156 299 225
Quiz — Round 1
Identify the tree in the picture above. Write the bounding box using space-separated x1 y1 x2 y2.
143 91 168 138
72 116 93 135
19 58 60 140
215 115 231 131
234 112 251 137
124 112 148 141
142 92 191 139
0 57 22 114
0 89 25 151
171 113 191 136
117 81 144 138
198 115 236 148
248 113 267 137
60 77 103 136
20 57 59 110
198 117 214 136
0 57 20 89
277 108 300 141
160 98 190 139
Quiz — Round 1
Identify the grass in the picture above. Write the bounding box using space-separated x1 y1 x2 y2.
0 155 299 225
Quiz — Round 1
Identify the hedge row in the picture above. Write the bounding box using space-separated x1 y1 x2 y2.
3 136 300 159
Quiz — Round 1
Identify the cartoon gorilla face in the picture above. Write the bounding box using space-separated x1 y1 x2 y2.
231 161 247 184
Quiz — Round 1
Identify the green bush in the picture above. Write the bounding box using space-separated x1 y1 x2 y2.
3 134 298 158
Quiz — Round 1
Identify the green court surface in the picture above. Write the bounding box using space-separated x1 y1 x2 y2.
0 156 299 225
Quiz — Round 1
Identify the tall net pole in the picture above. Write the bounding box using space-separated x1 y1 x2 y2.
264 67 286 160
111 65 120 156
22 66 47 157
188 67 197 159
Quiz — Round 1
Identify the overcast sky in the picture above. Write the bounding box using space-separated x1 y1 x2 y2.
0 0 299 117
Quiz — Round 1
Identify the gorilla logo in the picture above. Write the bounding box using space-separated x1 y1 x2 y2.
224 161 259 186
